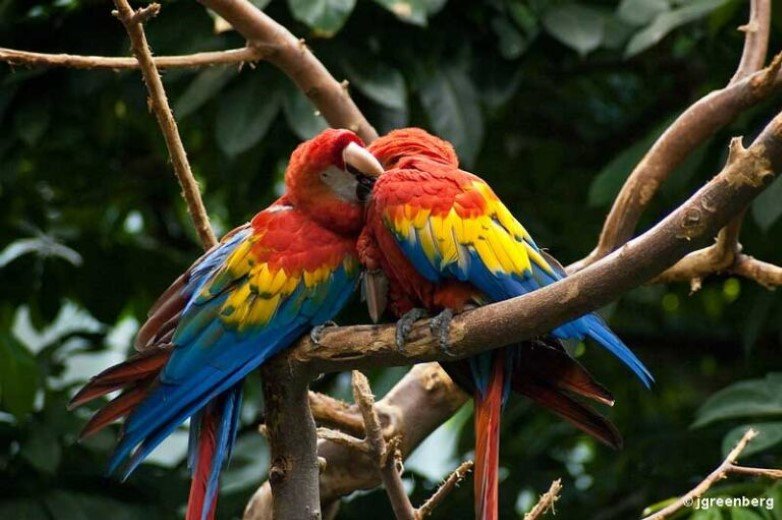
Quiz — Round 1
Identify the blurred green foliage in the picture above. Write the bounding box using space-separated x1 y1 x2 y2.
1 0 782 518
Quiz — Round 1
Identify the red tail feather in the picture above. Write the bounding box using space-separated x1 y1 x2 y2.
187 407 218 520
474 354 504 520
68 349 169 409
79 382 151 439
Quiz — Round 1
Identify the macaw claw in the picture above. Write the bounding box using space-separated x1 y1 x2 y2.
310 320 338 346
429 308 455 357
395 308 428 352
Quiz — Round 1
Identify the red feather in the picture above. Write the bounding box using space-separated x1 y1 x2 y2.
187 407 219 520
474 354 504 520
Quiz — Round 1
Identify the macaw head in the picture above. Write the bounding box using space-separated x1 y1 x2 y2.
286 128 384 234
368 127 459 170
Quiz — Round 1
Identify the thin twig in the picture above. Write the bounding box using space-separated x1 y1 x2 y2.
353 371 417 520
732 254 782 288
309 391 367 437
524 479 563 520
642 428 782 520
111 0 216 249
0 46 265 70
415 460 474 519
316 427 370 453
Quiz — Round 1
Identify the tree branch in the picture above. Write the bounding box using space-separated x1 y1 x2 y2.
286 109 781 373
568 35 780 274
260 357 322 520
651 0 780 290
353 370 417 520
524 479 563 520
415 460 474 519
0 46 265 70
197 0 377 143
641 428 782 520
111 0 216 249
244 364 468 519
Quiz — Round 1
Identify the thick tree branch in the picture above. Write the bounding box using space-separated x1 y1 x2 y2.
289 113 781 373
568 39 780 274
111 0 217 249
641 428 782 520
260 357 322 520
652 0 780 290
197 0 377 143
0 46 264 70
244 364 468 520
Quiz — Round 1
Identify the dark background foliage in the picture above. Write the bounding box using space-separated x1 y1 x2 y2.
1 0 781 518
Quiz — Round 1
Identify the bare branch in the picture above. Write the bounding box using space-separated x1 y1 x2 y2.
733 0 772 82
310 391 366 437
733 254 782 288
0 46 265 70
353 370 417 520
568 50 782 274
642 428 782 520
415 460 474 519
198 0 377 143
244 364 468 520
315 427 369 453
651 1 777 290
286 115 780 374
524 479 563 520
111 0 216 249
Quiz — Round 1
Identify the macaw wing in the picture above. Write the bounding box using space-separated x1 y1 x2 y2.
380 169 652 386
109 209 360 476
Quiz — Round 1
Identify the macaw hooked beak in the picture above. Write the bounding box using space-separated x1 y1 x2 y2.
343 142 384 179
343 142 384 203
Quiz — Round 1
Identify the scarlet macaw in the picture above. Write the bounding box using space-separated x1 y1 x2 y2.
69 129 384 520
359 128 652 520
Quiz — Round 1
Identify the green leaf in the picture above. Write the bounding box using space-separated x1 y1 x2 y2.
288 0 356 36
174 66 237 120
0 236 82 268
419 64 483 167
751 177 782 232
722 423 782 458
282 85 328 140
342 56 408 110
216 76 282 157
372 0 447 26
0 334 39 419
693 373 782 428
625 0 730 57
729 509 765 520
617 0 669 26
14 102 50 146
21 426 62 474
542 4 605 56
588 118 672 207
491 17 528 59
0 500 49 520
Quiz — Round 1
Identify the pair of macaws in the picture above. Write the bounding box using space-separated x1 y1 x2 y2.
70 128 652 520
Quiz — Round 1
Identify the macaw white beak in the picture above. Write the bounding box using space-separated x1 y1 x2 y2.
342 142 384 178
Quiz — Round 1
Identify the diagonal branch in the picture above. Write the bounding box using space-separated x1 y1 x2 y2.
642 428 782 520
568 3 779 274
111 0 216 249
652 0 779 290
197 0 377 143
524 479 563 520
353 370 416 520
290 110 781 374
0 45 265 70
